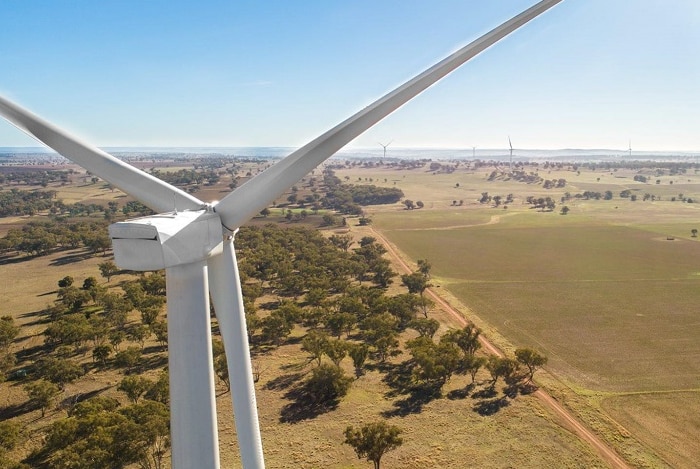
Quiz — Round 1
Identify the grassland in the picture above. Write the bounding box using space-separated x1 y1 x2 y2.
335 161 700 468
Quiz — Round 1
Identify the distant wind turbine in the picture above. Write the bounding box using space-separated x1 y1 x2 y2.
0 1 562 468
508 136 514 170
379 140 393 159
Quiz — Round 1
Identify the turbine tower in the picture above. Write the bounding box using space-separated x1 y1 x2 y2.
0 1 562 467
379 140 393 159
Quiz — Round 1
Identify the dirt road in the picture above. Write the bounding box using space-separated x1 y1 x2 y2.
369 226 632 469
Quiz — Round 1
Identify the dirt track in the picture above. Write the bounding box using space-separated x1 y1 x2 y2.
369 226 632 469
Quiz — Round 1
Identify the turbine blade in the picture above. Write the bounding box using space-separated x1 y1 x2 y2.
208 240 265 469
0 96 204 213
213 0 562 230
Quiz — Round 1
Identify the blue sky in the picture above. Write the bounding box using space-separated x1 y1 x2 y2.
1 0 698 151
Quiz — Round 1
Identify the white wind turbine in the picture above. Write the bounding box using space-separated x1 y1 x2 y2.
379 140 393 159
0 1 562 467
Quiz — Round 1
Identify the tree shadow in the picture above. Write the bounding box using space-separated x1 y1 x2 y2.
471 386 498 400
58 386 111 413
446 382 475 400
381 361 443 417
279 384 340 423
380 360 414 399
472 396 510 416
15 342 53 365
0 253 27 265
0 399 35 420
264 372 306 391
135 353 168 374
50 250 94 266
382 382 442 417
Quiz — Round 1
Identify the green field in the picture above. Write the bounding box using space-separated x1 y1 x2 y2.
381 220 700 392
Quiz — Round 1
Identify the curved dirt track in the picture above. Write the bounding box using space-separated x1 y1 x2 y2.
369 227 632 469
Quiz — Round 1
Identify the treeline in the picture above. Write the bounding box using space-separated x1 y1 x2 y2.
149 168 220 189
321 170 404 214
0 191 155 257
0 220 111 256
0 189 58 216
0 169 72 187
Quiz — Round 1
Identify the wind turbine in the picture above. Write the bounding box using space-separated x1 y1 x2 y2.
508 136 514 170
379 140 393 159
0 1 562 468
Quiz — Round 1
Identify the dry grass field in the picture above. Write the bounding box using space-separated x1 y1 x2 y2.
335 161 700 468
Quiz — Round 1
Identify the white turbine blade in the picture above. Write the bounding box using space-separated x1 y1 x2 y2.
214 0 562 230
0 95 204 213
208 240 265 469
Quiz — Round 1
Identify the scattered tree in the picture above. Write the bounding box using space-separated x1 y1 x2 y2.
515 348 548 382
24 380 60 417
344 421 403 469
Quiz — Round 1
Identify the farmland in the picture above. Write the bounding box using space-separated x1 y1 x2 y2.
335 159 700 467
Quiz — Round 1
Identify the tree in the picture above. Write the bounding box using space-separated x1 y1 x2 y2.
24 380 60 417
261 311 292 346
0 420 21 453
37 357 84 389
349 343 369 378
409 317 440 338
99 260 119 282
115 346 142 370
0 352 16 383
362 313 400 362
560 205 570 215
118 375 153 403
515 348 548 382
144 370 170 405
485 356 520 388
151 321 168 348
416 259 431 277
461 355 487 383
302 330 329 366
0 316 19 349
58 275 74 288
323 339 348 366
304 363 353 404
93 344 112 366
401 271 431 316
406 337 461 388
443 324 481 357
344 421 403 469
692 228 698 238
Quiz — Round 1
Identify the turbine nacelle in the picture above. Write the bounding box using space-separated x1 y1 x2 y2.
109 208 224 271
